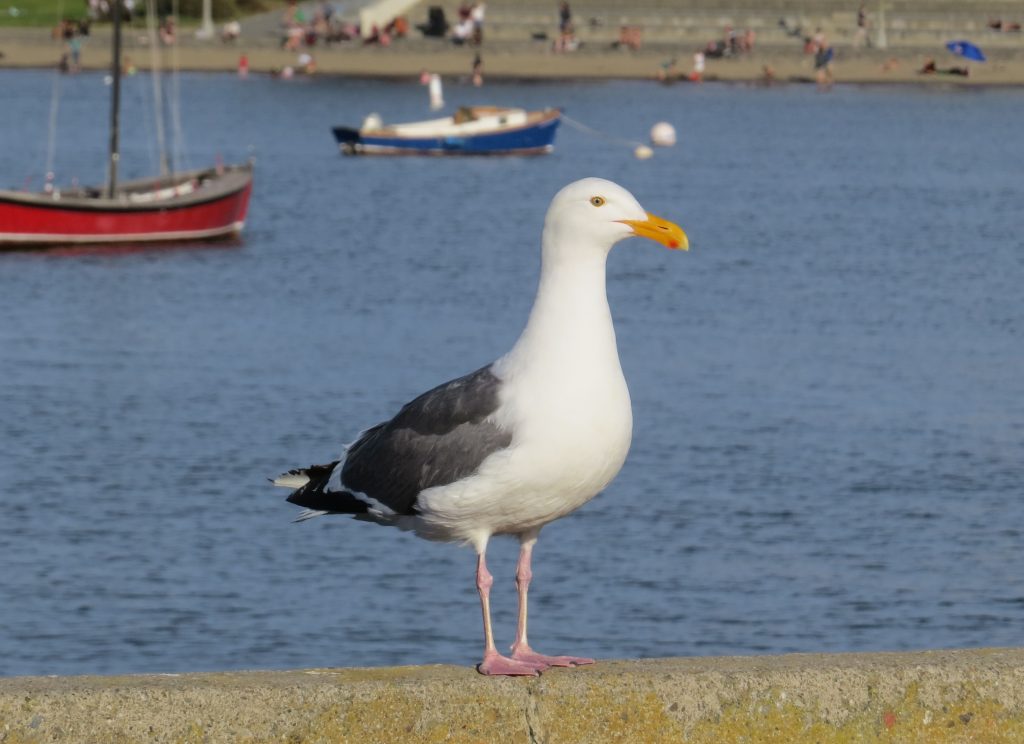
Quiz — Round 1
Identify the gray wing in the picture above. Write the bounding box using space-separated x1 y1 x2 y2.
339 364 512 515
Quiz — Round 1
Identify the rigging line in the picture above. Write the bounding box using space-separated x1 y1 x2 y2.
168 0 188 173
559 113 644 149
44 59 63 188
135 55 161 178
44 0 67 189
136 79 156 176
145 0 169 178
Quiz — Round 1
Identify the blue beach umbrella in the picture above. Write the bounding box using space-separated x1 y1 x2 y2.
946 40 986 62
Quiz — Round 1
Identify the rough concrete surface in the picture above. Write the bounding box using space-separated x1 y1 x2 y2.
4 648 1024 742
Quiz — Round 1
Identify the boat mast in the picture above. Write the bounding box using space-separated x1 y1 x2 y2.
106 0 123 198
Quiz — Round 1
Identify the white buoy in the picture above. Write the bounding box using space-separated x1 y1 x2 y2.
650 122 677 147
429 74 444 111
634 145 654 160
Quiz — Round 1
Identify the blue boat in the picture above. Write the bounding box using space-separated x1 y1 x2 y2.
332 106 561 156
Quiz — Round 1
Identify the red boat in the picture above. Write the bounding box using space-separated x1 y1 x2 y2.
0 165 253 246
0 3 253 249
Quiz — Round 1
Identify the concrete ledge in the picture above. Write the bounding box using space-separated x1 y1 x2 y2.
4 648 1024 742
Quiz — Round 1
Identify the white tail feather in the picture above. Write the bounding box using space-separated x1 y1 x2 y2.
273 473 310 489
294 509 329 522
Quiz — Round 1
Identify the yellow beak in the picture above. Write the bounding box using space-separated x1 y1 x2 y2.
619 212 689 250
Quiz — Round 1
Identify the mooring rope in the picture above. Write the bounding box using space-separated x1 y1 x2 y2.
559 112 645 150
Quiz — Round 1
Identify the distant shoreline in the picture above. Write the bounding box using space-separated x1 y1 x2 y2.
2 36 1024 86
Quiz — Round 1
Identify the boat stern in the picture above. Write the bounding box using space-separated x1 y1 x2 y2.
332 126 362 154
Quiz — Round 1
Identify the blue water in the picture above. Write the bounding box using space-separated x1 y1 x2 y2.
1 70 1022 677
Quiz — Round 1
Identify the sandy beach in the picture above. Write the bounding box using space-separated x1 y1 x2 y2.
2 29 1024 86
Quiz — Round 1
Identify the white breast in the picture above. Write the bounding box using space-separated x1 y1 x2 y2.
414 247 633 543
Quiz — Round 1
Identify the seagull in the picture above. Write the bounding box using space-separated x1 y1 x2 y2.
274 178 688 676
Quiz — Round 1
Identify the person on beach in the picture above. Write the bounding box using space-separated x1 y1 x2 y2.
57 19 81 73
690 51 705 82
282 0 304 50
69 35 82 70
814 37 834 90
917 58 969 76
988 19 1022 32
553 25 577 53
472 52 483 86
805 27 824 55
470 2 485 45
222 20 241 42
656 57 676 82
451 16 473 44
853 4 870 48
283 22 303 49
159 16 175 45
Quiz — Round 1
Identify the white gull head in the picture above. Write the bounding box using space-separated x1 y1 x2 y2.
540 177 688 265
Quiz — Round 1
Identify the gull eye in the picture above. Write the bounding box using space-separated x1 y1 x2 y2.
590 196 606 207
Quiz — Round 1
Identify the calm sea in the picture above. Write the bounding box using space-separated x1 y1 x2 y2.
1 69 1022 677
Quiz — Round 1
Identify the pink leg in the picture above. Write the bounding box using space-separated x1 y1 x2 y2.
475 550 545 676
509 537 595 669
